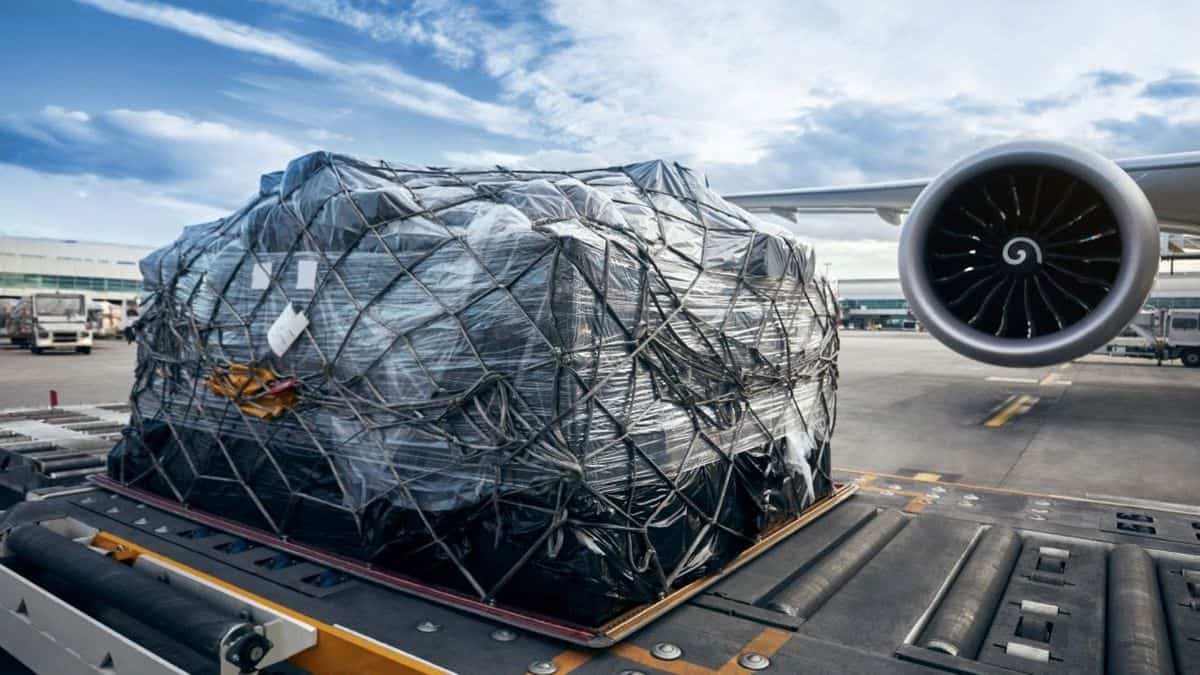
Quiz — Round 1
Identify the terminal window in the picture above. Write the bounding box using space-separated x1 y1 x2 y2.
0 272 142 294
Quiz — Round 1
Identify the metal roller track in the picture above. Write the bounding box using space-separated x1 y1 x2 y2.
919 525 1022 658
767 509 908 618
1107 544 1176 675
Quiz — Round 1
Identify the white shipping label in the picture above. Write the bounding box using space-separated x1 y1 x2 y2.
251 261 273 289
296 259 318 290
267 304 309 357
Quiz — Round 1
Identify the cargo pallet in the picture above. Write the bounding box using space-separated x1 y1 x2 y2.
1 467 1198 674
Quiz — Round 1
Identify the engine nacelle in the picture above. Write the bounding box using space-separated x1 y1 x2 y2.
899 141 1160 367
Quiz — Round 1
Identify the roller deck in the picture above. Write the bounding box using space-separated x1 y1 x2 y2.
2 468 1198 674
0 403 130 495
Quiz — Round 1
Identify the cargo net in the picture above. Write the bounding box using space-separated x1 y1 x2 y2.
110 153 839 625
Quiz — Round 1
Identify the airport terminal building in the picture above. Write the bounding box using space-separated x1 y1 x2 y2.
4 234 1198 333
838 272 1200 329
0 236 155 309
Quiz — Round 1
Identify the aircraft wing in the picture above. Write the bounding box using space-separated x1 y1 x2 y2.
725 151 1200 235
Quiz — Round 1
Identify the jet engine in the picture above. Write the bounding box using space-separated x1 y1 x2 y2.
899 142 1160 367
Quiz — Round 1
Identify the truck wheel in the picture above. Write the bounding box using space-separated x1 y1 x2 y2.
75 346 92 354
1183 350 1200 368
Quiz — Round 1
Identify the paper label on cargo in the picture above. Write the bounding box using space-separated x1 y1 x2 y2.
251 261 273 289
267 304 308 356
296 259 318 290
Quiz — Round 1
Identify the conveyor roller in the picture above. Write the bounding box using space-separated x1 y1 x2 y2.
5 523 273 672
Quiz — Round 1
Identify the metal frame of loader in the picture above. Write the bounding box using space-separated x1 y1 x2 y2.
1 469 1198 675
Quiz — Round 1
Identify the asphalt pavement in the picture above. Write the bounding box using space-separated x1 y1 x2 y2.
835 330 1200 505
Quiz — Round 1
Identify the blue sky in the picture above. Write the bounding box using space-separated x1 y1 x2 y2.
3 1 1200 277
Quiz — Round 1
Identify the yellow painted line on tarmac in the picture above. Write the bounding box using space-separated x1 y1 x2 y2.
1038 372 1072 386
912 472 942 482
984 394 1039 428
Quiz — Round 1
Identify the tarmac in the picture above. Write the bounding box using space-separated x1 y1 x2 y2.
1 331 1197 505
835 331 1200 506
0 339 136 410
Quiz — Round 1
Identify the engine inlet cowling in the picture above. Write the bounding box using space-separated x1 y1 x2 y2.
899 142 1159 367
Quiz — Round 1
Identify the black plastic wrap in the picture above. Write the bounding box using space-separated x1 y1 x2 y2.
109 153 840 625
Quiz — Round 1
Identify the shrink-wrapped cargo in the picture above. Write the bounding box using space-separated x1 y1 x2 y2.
110 153 839 624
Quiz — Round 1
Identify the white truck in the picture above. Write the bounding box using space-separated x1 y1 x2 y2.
1099 307 1200 367
5 292 94 355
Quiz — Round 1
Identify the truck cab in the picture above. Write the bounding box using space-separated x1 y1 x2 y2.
7 293 93 355
1099 307 1200 367
1165 308 1200 367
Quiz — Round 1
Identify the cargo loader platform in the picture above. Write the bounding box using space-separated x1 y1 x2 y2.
0 403 131 503
2 468 1198 675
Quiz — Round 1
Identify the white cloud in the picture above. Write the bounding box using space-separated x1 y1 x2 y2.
259 0 479 69
805 238 901 280
49 1 1200 276
0 163 225 245
105 108 307 202
43 105 91 124
18 105 98 144
262 1 1200 175
305 127 353 143
77 0 531 137
441 148 607 169
3 106 310 229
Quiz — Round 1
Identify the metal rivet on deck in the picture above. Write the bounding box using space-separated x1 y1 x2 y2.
925 492 942 500
930 486 947 493
963 494 979 501
651 642 682 661
491 628 518 643
105 506 120 514
154 526 168 534
527 660 558 674
133 517 148 525
415 620 441 633
738 652 771 670
1033 499 1051 507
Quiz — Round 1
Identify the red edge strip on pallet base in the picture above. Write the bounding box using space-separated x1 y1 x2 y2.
89 474 853 647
